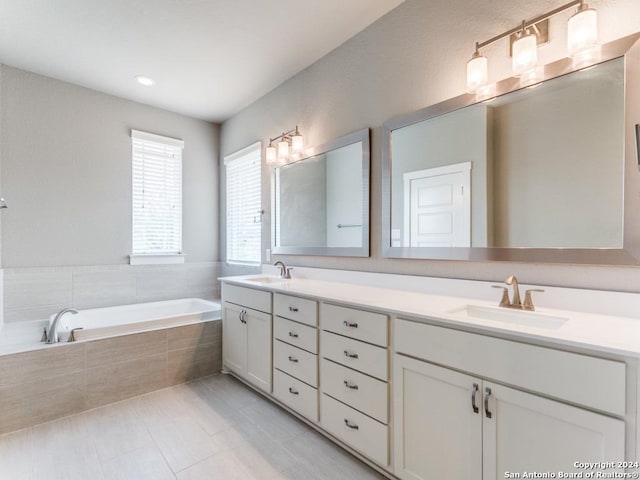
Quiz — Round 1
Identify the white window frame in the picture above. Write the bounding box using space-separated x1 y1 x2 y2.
225 142 263 266
130 129 185 265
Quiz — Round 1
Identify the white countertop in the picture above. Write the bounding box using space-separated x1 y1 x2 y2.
220 274 640 359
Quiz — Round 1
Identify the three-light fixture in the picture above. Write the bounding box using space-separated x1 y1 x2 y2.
466 0 599 95
265 126 304 166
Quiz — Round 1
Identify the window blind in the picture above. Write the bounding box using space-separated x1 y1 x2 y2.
225 142 262 265
131 130 183 255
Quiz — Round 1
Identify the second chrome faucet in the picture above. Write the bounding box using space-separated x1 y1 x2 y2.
493 275 544 311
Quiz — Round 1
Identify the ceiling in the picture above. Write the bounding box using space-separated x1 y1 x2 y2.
0 0 405 122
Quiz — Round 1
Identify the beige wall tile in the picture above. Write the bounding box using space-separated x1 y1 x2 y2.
4 270 72 310
85 353 168 409
0 343 85 387
167 320 221 351
168 342 221 385
0 373 85 434
86 330 167 369
72 270 136 310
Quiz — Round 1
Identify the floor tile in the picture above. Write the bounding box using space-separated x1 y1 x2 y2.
101 446 175 480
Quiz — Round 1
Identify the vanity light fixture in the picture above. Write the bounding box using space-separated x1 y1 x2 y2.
466 0 598 94
265 126 304 166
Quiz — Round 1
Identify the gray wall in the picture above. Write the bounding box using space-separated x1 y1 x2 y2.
220 0 640 293
1 65 219 268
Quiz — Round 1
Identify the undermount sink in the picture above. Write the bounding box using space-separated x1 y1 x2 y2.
448 304 569 330
245 276 285 284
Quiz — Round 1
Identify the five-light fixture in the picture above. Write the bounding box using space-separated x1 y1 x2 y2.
466 0 599 95
265 126 304 166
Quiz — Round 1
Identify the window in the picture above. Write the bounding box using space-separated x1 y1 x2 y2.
225 142 262 265
131 130 184 263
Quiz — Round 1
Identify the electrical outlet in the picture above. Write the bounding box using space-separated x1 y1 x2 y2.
265 249 271 262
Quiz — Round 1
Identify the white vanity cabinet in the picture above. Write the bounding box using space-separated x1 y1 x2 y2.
222 284 273 393
393 319 626 480
319 303 390 467
272 293 320 422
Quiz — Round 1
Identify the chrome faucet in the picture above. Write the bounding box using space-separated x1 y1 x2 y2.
492 275 544 311
46 308 78 344
273 261 292 279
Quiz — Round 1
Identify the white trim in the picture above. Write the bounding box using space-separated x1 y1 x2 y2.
224 141 262 165
131 129 184 148
129 254 186 265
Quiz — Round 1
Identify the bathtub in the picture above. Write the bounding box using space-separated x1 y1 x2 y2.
55 298 221 342
0 298 221 355
0 297 223 434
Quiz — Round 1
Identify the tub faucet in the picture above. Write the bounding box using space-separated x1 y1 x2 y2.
46 308 78 344
273 261 292 279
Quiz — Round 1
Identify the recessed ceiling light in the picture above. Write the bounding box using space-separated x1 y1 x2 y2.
135 75 155 86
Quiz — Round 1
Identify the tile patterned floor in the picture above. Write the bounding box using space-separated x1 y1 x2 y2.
0 374 384 479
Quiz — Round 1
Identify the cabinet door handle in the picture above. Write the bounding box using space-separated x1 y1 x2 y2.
343 350 359 359
288 356 299 363
342 320 358 328
288 387 299 395
288 306 299 312
344 419 359 430
239 310 246 323
471 383 479 414
288 331 299 338
484 387 492 419
343 380 359 390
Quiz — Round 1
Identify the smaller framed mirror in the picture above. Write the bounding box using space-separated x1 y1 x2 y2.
272 128 370 257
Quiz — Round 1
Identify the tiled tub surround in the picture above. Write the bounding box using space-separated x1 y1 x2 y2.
0 319 222 435
3 261 221 325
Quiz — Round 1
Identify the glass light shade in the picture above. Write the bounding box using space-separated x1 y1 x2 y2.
265 145 277 165
567 6 598 57
466 53 488 94
291 133 304 155
512 32 538 76
277 139 290 163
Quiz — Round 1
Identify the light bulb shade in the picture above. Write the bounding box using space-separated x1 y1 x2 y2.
265 145 277 165
466 53 488 94
567 6 598 57
512 33 538 76
277 139 290 163
291 133 304 155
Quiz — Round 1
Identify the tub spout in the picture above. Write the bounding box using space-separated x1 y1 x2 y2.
46 308 78 344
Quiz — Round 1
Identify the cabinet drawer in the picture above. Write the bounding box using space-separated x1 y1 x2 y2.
320 394 388 466
321 359 388 424
321 303 388 347
222 283 271 313
395 319 626 416
274 293 317 326
321 331 388 381
273 369 318 422
273 339 318 387
274 316 317 354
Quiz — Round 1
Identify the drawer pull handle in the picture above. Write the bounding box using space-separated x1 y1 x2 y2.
239 310 247 324
471 383 479 414
288 331 299 338
484 387 492 419
343 350 359 359
342 320 358 328
344 419 359 430
288 356 299 363
288 306 299 312
288 387 299 395
343 380 359 390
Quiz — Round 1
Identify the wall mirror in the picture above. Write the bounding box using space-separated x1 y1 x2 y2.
382 33 640 265
272 128 370 257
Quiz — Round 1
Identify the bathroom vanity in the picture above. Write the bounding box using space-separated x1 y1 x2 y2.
220 272 639 480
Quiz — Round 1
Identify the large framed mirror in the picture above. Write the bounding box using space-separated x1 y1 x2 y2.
272 128 370 257
382 33 640 265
